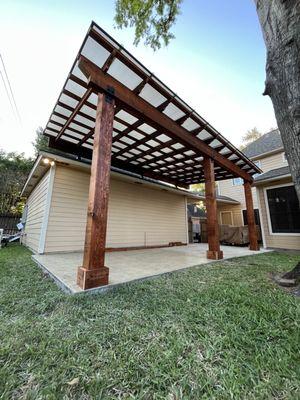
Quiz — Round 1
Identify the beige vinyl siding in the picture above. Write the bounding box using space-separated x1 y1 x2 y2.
257 178 300 250
44 165 187 253
259 151 287 171
218 180 257 210
218 151 288 210
23 171 50 252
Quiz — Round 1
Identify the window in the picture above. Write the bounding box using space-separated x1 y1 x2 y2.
243 208 261 228
254 160 261 168
252 160 261 179
232 177 243 186
266 185 300 234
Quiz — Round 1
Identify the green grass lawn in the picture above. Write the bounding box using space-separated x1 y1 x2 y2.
0 245 299 399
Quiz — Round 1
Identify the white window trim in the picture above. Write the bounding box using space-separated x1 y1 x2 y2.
240 209 244 226
256 190 266 248
263 182 300 236
220 210 233 225
184 196 189 244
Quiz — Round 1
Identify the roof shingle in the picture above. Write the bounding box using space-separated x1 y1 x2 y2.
243 129 282 158
254 166 290 183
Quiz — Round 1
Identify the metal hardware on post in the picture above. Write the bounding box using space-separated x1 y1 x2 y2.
105 86 115 104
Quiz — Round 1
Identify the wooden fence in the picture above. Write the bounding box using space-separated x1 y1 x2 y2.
0 213 21 235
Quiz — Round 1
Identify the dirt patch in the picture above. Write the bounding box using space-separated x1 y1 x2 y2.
269 272 300 296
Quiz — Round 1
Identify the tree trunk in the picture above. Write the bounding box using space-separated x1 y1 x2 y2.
254 0 300 202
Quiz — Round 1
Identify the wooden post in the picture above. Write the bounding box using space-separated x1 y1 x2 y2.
77 90 115 290
243 181 260 251
203 157 223 260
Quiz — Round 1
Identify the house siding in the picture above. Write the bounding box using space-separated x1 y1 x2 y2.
257 177 300 250
43 165 187 253
217 204 243 226
259 151 287 172
23 171 50 252
217 150 288 226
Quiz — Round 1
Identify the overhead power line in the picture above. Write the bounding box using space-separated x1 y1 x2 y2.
0 53 22 124
0 69 17 119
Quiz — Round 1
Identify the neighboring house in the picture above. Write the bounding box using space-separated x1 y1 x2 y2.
218 129 300 250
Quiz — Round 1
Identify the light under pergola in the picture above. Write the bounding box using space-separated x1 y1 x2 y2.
44 21 260 188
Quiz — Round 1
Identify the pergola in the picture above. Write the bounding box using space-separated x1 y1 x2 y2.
44 22 261 290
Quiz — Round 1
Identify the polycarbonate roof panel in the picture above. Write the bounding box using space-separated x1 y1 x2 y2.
44 21 260 187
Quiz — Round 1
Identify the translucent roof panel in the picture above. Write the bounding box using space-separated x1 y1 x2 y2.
108 59 143 90
44 21 260 187
81 36 110 68
139 84 167 107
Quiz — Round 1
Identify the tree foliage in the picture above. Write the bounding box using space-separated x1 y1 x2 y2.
0 151 33 214
114 1 300 204
114 0 182 50
32 127 49 156
0 127 48 214
240 127 262 149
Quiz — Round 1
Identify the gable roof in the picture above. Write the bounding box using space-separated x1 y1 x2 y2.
243 129 282 159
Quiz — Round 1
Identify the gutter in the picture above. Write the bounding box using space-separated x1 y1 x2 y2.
247 147 284 161
253 173 291 186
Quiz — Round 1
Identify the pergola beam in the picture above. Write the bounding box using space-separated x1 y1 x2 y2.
78 56 253 183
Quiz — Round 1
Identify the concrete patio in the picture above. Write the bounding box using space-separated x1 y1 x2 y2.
33 244 269 294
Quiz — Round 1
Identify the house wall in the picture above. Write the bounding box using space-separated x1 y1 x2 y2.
43 165 187 253
217 204 243 226
23 170 50 252
217 150 288 226
257 177 300 250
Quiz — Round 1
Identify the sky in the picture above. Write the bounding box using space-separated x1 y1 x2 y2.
0 0 277 157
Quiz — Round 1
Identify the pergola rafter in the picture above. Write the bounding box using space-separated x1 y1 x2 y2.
78 55 254 182
42 22 260 289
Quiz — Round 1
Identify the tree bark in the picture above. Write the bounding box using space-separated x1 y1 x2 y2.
254 0 300 202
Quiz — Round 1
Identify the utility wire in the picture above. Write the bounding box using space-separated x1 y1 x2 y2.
0 53 22 124
0 69 18 121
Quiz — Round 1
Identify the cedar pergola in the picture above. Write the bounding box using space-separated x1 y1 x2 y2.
44 22 260 290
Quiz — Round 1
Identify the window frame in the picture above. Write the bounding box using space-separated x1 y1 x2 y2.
232 177 243 186
252 160 261 179
263 182 300 236
220 210 233 225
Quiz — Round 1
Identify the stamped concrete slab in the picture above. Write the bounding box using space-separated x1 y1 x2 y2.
33 244 270 294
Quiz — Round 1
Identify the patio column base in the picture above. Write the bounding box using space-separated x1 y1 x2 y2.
249 243 260 251
77 266 109 290
207 250 223 260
